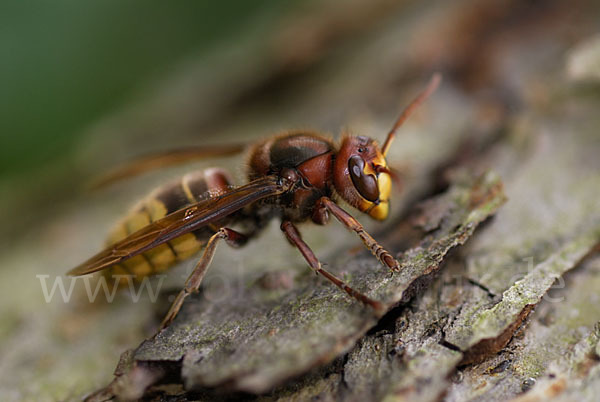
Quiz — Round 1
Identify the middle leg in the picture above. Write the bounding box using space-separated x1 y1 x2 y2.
281 221 384 312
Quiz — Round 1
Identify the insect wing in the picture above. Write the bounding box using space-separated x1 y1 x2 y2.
90 143 246 189
68 176 284 276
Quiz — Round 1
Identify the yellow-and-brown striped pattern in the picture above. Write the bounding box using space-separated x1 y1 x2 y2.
103 169 231 287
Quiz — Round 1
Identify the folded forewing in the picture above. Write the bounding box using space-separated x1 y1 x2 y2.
68 176 284 276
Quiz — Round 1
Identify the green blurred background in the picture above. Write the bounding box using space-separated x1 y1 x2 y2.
0 0 292 178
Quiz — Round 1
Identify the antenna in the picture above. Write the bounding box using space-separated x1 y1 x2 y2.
381 73 442 156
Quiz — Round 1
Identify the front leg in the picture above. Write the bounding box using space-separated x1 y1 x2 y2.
318 197 401 271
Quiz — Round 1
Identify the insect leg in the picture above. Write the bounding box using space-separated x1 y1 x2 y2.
318 197 401 271
158 227 247 332
281 221 384 312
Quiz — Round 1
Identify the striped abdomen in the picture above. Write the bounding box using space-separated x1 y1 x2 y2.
103 168 232 286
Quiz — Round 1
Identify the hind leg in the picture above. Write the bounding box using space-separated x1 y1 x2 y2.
157 227 247 333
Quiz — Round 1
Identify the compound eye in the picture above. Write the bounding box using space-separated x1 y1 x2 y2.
348 155 379 202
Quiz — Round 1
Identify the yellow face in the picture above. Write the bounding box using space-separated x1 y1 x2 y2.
356 152 391 221
334 136 392 221
366 170 391 220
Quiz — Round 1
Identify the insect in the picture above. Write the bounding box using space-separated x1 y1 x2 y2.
68 74 441 331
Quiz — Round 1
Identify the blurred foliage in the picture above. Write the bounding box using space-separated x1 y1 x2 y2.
0 0 295 178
